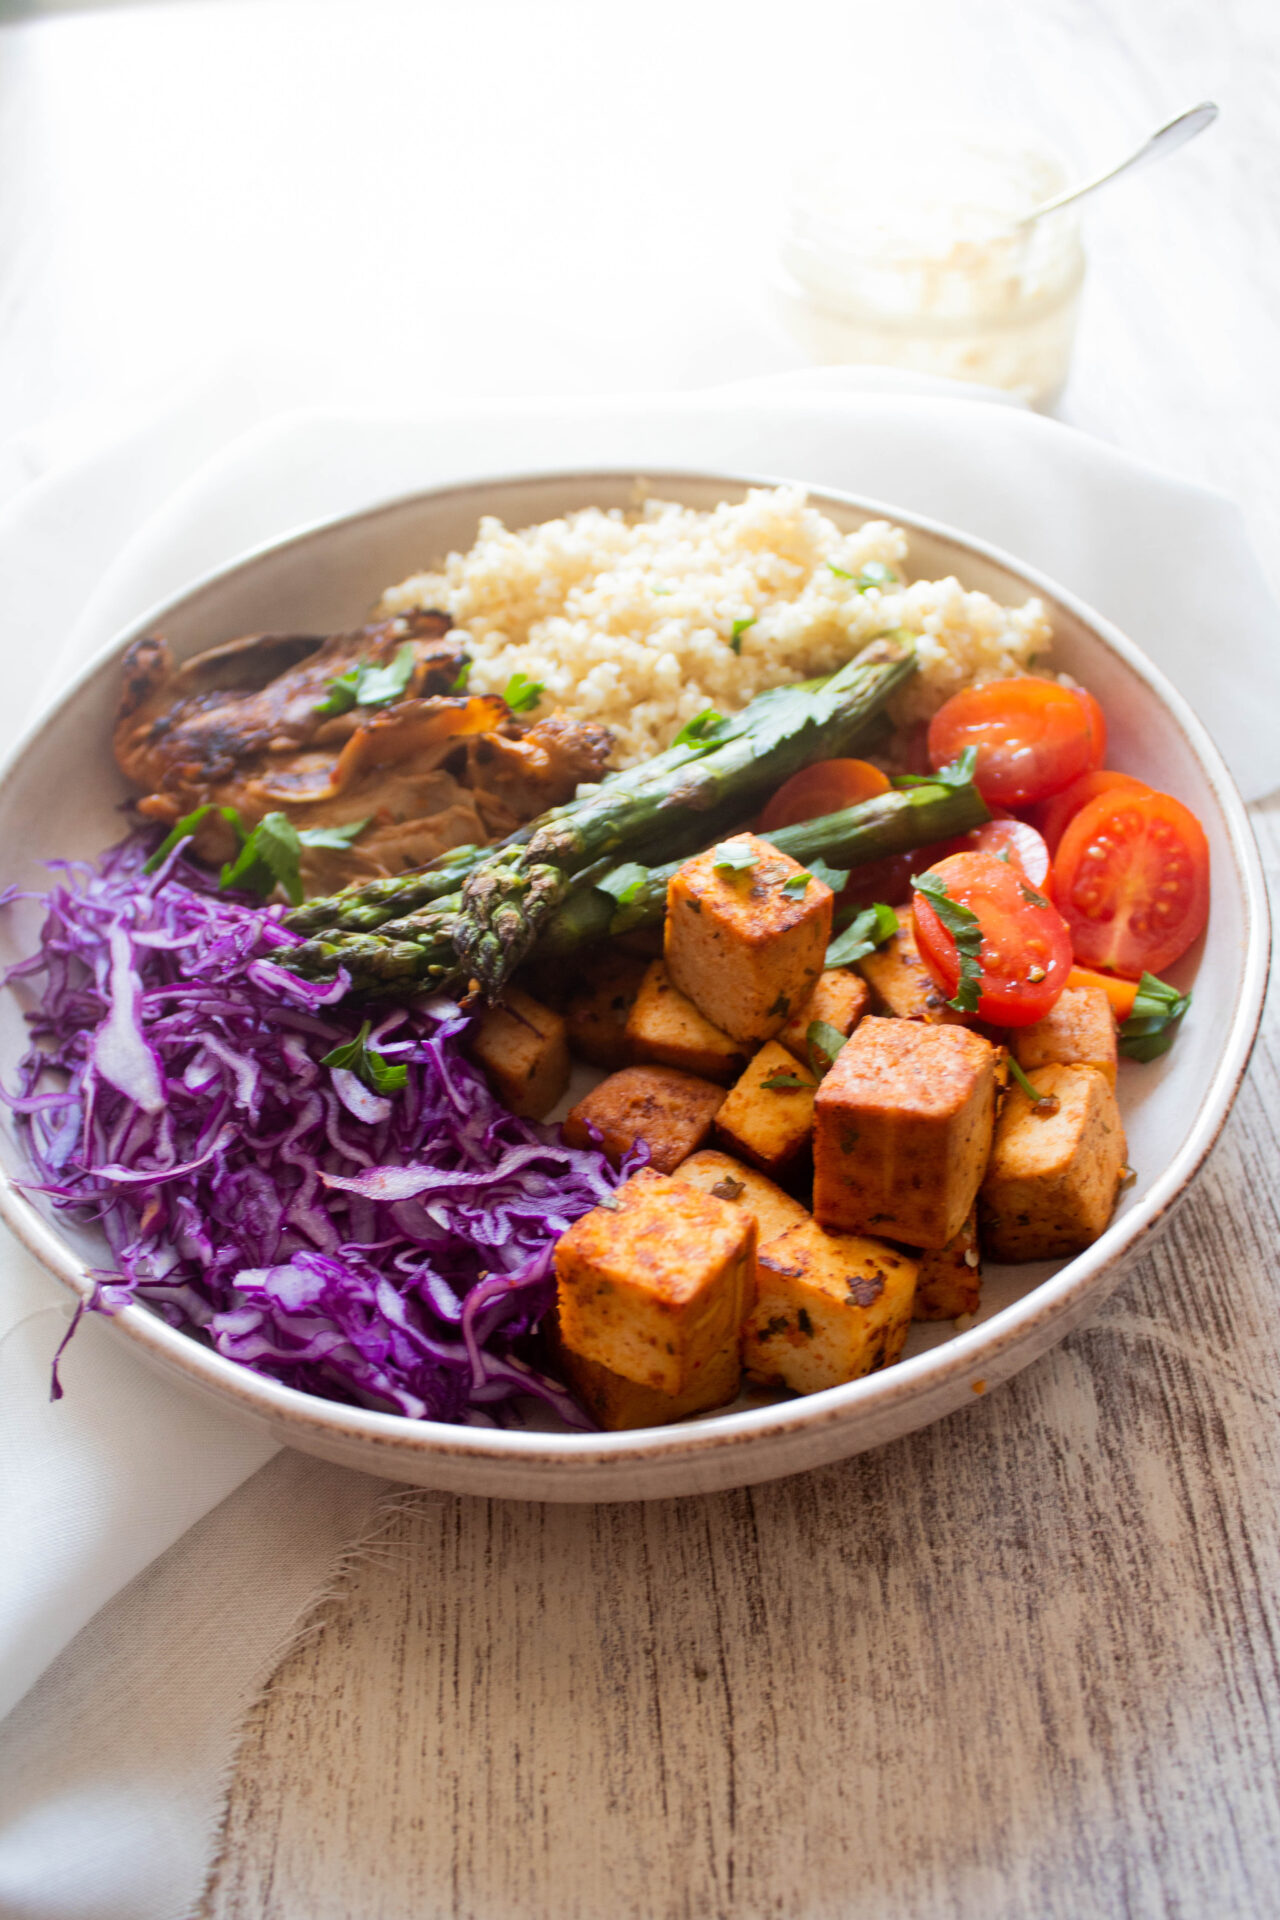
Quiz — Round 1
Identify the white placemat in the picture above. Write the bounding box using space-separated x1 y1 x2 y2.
1 367 1276 1920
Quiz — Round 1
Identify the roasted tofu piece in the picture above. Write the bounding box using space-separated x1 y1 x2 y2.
467 986 569 1120
813 1020 997 1249
562 1066 724 1173
979 1063 1127 1262
554 1166 755 1395
1013 984 1118 1087
743 1219 918 1395
674 1150 810 1249
664 832 833 1049
714 1041 817 1179
625 960 749 1084
778 967 870 1067
857 922 963 1023
559 947 648 1070
913 1207 982 1320
549 1313 742 1431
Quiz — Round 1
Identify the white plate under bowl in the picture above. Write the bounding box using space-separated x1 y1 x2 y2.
0 471 1268 1500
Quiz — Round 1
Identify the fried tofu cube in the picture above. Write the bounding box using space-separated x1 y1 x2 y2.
857 922 963 1023
549 1311 742 1430
563 948 649 1070
979 1063 1127 1262
562 1066 724 1173
714 1041 817 1179
674 1150 811 1249
913 1207 982 1320
554 1166 755 1394
665 833 833 1049
813 1019 997 1249
778 968 870 1067
625 960 748 1084
1013 985 1118 1087
468 986 569 1120
743 1219 918 1395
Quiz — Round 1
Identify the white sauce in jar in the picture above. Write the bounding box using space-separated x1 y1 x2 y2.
776 126 1085 408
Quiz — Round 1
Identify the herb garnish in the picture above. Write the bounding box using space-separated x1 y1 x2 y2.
672 708 724 750
911 872 983 1012
143 803 241 875
314 642 417 717
730 617 756 654
320 1019 408 1093
824 902 898 969
853 561 899 592
220 812 368 907
806 1018 848 1078
504 671 544 714
1118 972 1193 1062
596 860 650 907
450 660 472 693
893 747 978 792
761 1070 815 1092
712 841 759 874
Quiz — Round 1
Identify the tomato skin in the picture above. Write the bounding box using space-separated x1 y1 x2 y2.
1053 789 1210 978
1034 769 1151 855
911 850 1073 1027
927 677 1101 808
1075 688 1107 770
965 817 1052 891
758 758 890 833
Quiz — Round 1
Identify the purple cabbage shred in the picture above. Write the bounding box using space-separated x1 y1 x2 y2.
2 834 624 1427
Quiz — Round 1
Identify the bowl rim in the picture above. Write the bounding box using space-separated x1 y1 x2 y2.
0 465 1269 1470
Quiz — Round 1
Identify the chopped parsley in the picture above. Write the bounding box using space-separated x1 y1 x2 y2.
824 901 898 969
143 802 241 875
712 840 759 874
596 861 651 907
729 617 756 654
314 643 417 717
806 1018 848 1078
894 747 979 793
788 855 851 897
220 812 368 907
503 671 544 714
1118 972 1193 1062
1007 1055 1059 1111
911 871 983 1012
853 561 899 592
672 708 724 750
450 660 472 693
320 1020 408 1095
761 1070 814 1092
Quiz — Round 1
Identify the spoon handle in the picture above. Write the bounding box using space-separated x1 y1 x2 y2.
1020 101 1219 226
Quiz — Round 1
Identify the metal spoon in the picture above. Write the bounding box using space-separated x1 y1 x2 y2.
1018 101 1219 226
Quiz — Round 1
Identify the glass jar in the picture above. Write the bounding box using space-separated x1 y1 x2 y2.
775 125 1086 409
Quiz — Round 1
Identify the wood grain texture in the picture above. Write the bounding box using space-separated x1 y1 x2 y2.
3 0 1278 1913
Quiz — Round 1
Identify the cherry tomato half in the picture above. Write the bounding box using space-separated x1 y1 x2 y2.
928 678 1104 808
966 817 1052 891
1033 768 1151 856
1053 788 1210 979
758 758 890 833
912 850 1073 1026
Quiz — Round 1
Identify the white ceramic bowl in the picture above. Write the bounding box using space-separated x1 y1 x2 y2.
0 472 1268 1500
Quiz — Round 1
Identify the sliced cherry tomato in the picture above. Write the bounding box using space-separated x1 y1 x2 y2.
1066 964 1138 1023
965 817 1052 891
927 678 1103 808
758 758 890 834
1075 687 1107 768
1034 769 1151 855
1053 788 1210 978
911 850 1073 1026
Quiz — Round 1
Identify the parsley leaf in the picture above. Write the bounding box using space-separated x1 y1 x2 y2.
143 803 244 874
314 642 418 717
911 871 983 1012
783 872 810 897
824 902 898 968
805 855 852 894
297 818 370 852
827 562 853 580
596 861 651 906
672 708 724 750
806 1018 848 1078
712 840 758 874
504 671 545 714
1118 972 1192 1062
313 664 363 718
761 1071 814 1092
729 617 756 654
220 811 305 906
320 1020 408 1094
1019 879 1050 909
894 748 979 792
450 660 472 693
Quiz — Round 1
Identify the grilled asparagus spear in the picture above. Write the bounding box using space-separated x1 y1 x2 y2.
282 776 988 994
454 642 916 998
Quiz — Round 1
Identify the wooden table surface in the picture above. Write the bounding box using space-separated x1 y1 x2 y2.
3 2 1278 1915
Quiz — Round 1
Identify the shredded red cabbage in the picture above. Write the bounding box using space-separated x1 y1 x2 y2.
2 834 623 1427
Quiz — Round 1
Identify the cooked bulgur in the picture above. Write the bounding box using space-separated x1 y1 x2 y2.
379 486 1052 767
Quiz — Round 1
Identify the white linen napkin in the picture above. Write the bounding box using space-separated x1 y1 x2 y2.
0 368 1276 1920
